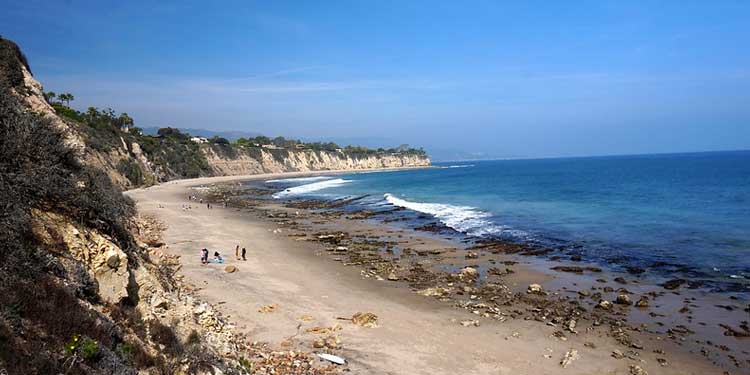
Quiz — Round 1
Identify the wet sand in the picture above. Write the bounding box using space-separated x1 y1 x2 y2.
126 172 745 374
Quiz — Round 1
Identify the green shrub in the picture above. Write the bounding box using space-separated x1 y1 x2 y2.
81 337 100 360
65 334 100 361
117 159 144 186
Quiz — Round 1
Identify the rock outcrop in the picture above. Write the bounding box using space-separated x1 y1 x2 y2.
202 146 430 177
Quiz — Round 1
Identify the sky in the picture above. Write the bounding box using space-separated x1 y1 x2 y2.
2 0 749 160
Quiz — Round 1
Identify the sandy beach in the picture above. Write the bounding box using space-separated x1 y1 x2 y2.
126 171 741 375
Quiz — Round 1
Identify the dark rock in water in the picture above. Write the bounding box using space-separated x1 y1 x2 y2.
521 248 553 256
714 304 734 311
625 266 645 275
635 296 649 308
614 277 628 284
615 294 632 305
660 278 687 290
551 266 603 274
719 324 750 338
551 266 585 274
414 223 444 233
570 255 582 262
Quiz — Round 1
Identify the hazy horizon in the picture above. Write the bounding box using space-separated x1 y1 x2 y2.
2 1 749 159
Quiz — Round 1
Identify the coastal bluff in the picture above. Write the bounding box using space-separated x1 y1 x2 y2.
11 58 429 189
0 35 398 373
202 146 429 177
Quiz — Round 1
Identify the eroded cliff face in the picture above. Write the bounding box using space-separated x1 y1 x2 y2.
202 146 430 176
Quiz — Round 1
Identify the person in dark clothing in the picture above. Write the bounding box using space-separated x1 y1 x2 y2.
241 247 247 261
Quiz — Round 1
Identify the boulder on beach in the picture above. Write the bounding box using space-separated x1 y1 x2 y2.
224 265 238 273
460 267 478 279
527 283 545 295
597 300 613 310
351 312 379 328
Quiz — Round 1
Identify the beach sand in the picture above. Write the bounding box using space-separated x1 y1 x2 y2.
126 171 736 374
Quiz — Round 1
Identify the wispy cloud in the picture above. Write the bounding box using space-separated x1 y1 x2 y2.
214 65 329 83
189 78 448 94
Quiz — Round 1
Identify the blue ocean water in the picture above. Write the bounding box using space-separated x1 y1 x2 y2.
265 151 750 289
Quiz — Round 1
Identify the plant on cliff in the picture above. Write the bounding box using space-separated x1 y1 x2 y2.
58 92 75 106
0 59 139 372
141 127 213 178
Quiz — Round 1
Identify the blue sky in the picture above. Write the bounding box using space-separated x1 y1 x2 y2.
2 1 749 159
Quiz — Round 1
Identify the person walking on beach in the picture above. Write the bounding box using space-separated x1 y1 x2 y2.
235 245 240 260
241 247 247 261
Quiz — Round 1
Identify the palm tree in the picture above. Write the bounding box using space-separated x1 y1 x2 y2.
59 93 74 106
45 91 56 103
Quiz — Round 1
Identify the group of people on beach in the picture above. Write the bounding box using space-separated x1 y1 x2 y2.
186 194 227 209
200 244 247 265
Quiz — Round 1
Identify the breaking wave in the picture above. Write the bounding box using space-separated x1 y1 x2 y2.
383 193 527 238
265 176 331 184
273 178 351 198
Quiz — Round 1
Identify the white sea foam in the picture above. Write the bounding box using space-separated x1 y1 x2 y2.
383 193 525 237
273 178 351 198
265 176 332 184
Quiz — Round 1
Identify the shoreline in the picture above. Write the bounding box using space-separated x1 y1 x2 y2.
126 171 747 374
125 166 433 194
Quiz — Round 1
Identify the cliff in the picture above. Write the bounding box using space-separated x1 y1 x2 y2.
0 36 341 374
202 146 430 176
0 36 245 374
8 56 429 189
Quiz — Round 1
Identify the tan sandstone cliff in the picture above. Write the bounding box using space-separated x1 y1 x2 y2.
202 146 430 176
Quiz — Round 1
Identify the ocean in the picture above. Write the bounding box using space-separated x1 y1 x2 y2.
262 150 750 292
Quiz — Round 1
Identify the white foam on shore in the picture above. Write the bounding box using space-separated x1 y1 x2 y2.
383 193 531 238
383 193 495 236
273 178 351 198
265 176 332 184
